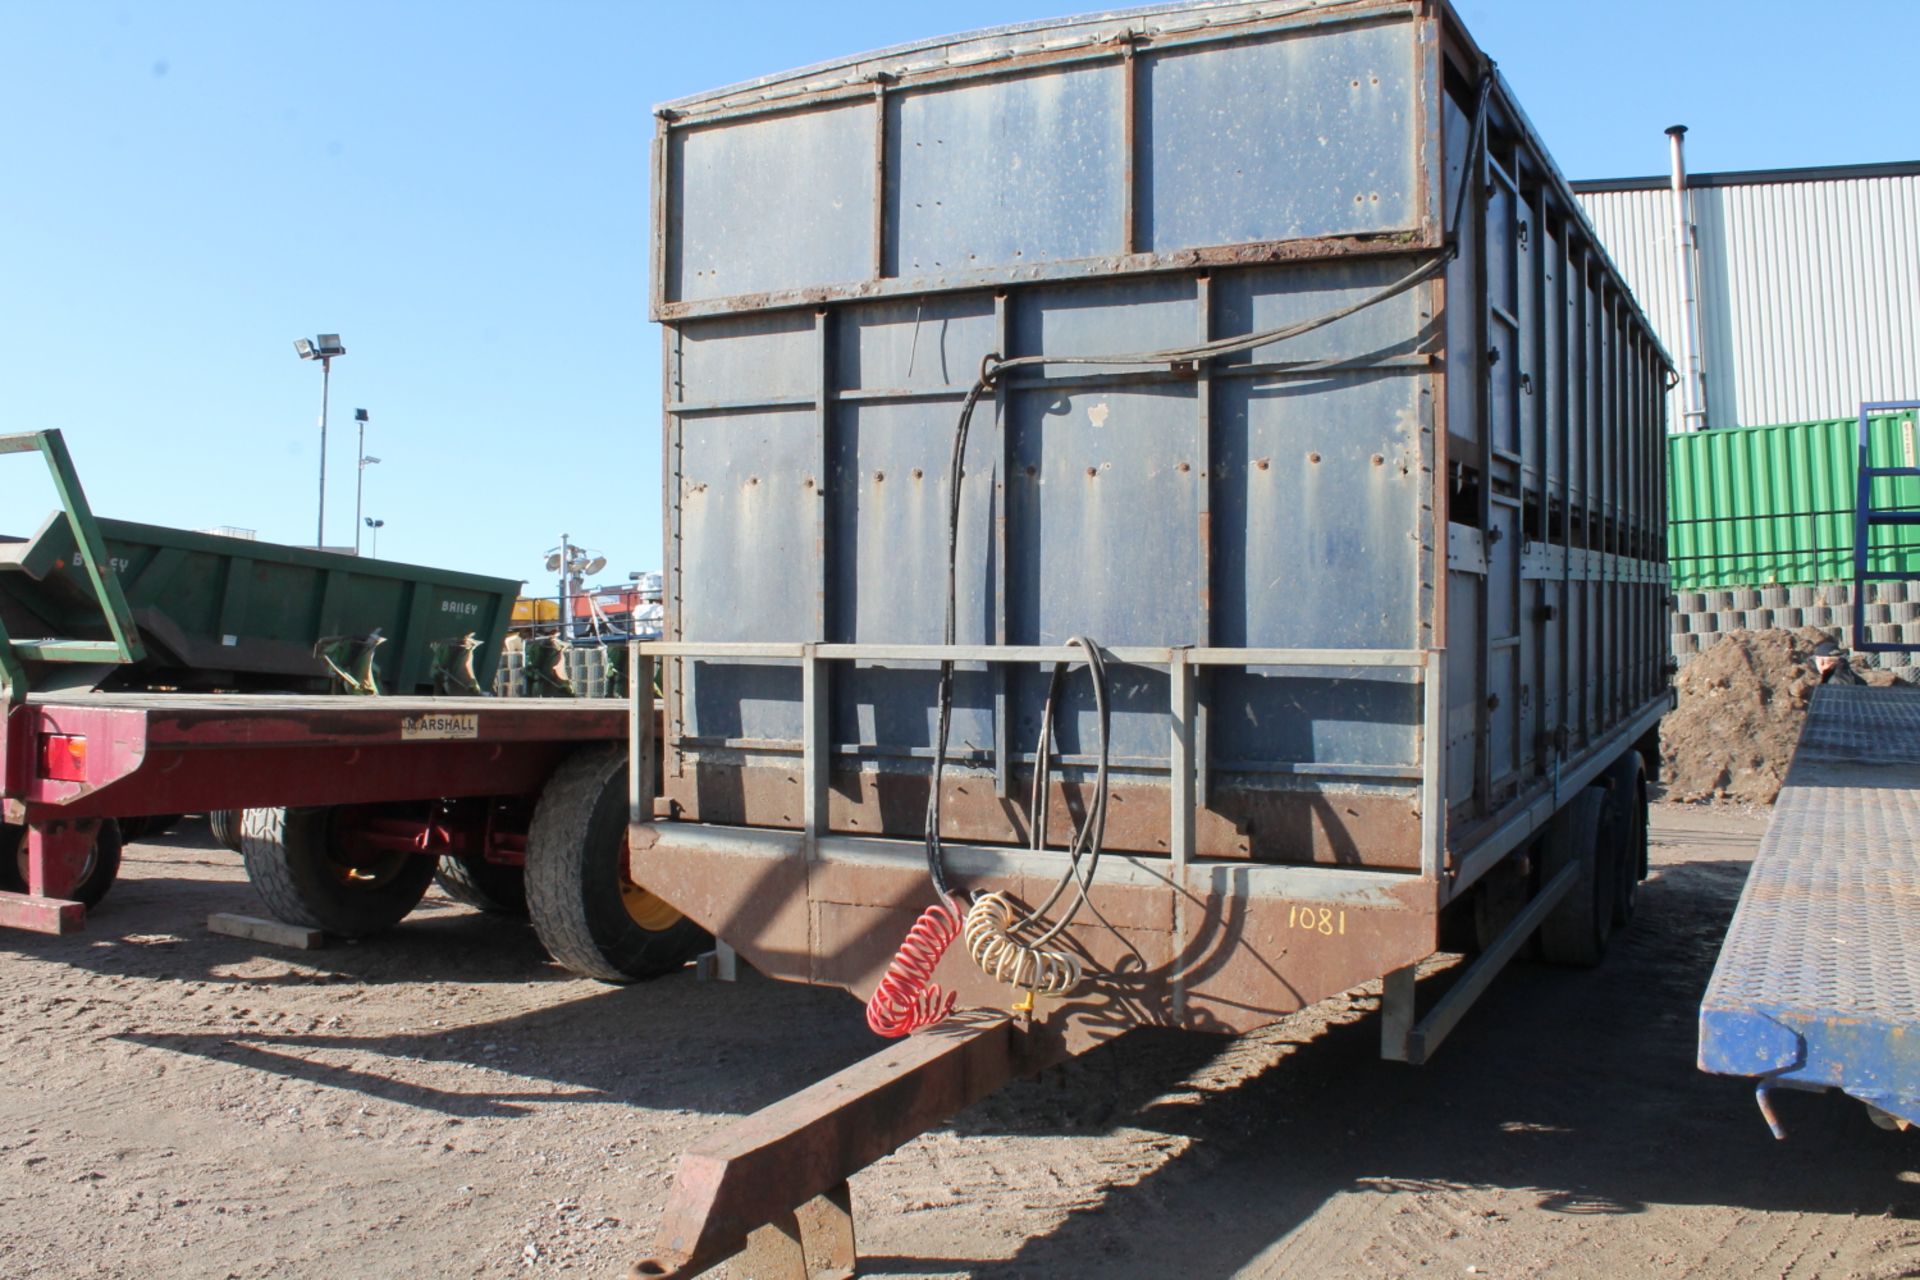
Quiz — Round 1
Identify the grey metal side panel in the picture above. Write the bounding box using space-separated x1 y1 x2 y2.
679 409 818 743
670 264 1433 778
668 104 877 304
885 64 1126 275
1138 20 1420 249
661 11 1429 311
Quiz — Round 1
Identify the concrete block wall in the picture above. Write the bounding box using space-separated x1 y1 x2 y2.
492 642 621 697
1671 580 1920 683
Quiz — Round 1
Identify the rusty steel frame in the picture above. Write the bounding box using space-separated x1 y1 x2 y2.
629 644 1444 1051
628 1014 1030 1280
1381 855 1580 1065
0 693 629 934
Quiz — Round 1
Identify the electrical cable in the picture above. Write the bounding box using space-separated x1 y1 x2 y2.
864 893 966 1037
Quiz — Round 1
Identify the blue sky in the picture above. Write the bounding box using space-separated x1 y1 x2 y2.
2 1 1914 592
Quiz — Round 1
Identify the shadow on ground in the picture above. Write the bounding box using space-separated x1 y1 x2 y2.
22 818 1920 1276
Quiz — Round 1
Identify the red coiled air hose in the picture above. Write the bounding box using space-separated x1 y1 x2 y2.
865 894 965 1037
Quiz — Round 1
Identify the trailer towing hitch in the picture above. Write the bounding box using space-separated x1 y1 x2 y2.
628 1011 1047 1280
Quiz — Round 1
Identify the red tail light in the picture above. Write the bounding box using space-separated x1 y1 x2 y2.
38 733 88 782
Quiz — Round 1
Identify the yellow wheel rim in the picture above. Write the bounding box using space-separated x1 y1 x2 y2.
325 844 410 888
619 834 683 932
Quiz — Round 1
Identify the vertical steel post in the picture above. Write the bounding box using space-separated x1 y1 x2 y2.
631 644 656 825
1168 650 1195 869
558 533 571 641
354 414 365 556
317 355 331 546
1169 648 1195 1026
1854 406 1871 650
1666 125 1708 432
1421 647 1446 881
1380 964 1418 1063
354 412 375 557
803 647 829 861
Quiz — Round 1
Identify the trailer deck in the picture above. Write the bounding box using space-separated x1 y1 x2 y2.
1698 683 1920 1132
0 691 629 933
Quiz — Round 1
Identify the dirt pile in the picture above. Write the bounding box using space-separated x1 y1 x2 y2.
1660 628 1839 805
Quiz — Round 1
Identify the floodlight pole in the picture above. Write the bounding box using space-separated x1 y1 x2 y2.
354 410 373 556
558 533 572 637
317 355 332 547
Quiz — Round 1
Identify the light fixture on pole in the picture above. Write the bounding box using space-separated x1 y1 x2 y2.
543 537 607 638
364 516 385 558
352 407 381 555
294 333 346 547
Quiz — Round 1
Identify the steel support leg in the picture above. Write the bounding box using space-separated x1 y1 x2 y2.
0 818 96 934
1381 860 1580 1065
696 940 738 983
25 819 98 900
736 1181 856 1280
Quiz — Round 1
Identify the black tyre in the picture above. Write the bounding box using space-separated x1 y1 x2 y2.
1601 753 1649 928
0 820 122 908
524 747 710 982
240 805 436 937
209 810 244 854
1472 854 1535 955
435 854 530 918
1536 787 1611 967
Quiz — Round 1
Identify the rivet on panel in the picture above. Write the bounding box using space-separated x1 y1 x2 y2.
1371 454 1385 467
1255 458 1270 471
1307 452 1321 464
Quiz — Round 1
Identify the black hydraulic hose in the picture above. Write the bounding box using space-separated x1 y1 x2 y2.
923 373 996 900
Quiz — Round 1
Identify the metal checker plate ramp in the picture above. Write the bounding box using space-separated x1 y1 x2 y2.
1796 684 1920 761
1699 684 1920 1125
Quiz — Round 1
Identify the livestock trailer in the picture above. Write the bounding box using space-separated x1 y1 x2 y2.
618 0 1674 1269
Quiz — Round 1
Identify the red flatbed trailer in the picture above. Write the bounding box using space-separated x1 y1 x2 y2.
0 693 705 982
0 692 620 932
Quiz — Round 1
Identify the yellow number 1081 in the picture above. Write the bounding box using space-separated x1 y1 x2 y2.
1287 905 1348 936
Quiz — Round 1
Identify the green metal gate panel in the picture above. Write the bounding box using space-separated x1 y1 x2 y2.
1669 409 1920 590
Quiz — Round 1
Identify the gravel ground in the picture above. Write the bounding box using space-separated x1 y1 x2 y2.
2 803 1917 1279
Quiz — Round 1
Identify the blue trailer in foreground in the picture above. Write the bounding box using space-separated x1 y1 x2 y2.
1699 682 1920 1134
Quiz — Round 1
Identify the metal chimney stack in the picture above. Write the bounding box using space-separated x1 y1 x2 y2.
1667 125 1709 431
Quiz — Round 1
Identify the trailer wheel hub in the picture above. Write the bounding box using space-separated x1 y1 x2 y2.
15 842 96 890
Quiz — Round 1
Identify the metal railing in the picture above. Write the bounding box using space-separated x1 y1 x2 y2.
629 640 1447 886
1854 401 1920 652
0 430 143 705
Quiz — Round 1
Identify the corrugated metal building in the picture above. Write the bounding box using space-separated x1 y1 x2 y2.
1574 160 1920 430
